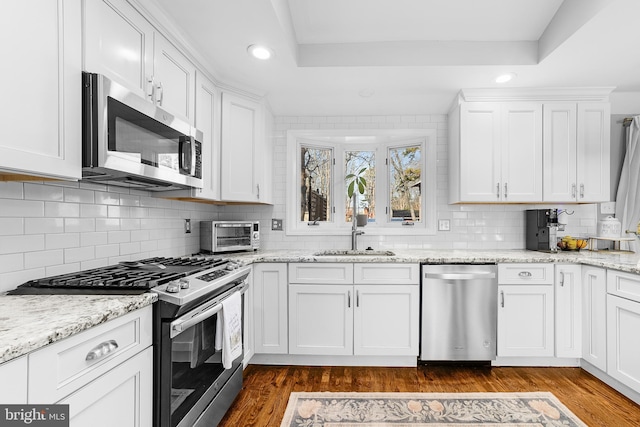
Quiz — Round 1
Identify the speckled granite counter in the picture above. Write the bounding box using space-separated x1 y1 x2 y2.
228 249 640 274
0 293 156 364
3 248 640 365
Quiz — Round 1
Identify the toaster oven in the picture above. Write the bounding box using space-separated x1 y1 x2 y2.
200 221 260 253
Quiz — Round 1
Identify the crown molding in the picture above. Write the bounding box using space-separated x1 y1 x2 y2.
456 87 615 104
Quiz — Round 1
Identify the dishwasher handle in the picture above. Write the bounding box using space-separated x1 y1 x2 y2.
424 272 496 280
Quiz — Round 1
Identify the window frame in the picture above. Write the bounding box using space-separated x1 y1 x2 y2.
286 129 437 236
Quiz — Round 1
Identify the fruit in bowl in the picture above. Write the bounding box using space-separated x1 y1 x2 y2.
557 236 587 251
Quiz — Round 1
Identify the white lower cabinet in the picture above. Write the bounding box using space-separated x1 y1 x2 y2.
497 263 555 358
497 284 554 357
253 263 288 354
606 269 640 392
582 266 607 370
27 306 152 426
354 284 419 356
59 347 152 427
555 264 582 358
287 263 420 357
0 356 27 403
289 284 353 355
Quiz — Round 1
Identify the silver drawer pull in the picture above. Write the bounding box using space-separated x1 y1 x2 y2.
86 340 119 361
518 271 532 278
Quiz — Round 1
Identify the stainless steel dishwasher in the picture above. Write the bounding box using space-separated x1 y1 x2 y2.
420 264 497 361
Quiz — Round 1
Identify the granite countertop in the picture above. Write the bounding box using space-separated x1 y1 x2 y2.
2 248 640 365
228 248 640 274
0 293 156 364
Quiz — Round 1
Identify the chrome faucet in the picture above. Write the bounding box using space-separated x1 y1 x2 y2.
351 195 364 250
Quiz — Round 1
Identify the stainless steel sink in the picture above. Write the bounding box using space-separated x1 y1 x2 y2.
313 250 395 256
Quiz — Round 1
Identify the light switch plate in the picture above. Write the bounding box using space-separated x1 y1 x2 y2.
438 219 450 231
272 218 283 231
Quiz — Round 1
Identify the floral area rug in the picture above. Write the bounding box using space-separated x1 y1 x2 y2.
280 392 587 427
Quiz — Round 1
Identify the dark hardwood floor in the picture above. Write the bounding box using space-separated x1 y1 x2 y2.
219 364 640 426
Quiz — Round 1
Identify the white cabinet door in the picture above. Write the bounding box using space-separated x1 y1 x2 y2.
289 284 353 355
555 264 582 358
354 284 419 356
607 294 640 392
582 266 607 370
455 102 541 202
0 0 81 179
543 103 578 202
83 0 154 98
577 103 610 202
497 285 554 357
193 72 221 200
458 103 501 202
0 356 27 404
543 102 610 202
500 103 543 202
152 33 196 125
253 263 288 354
60 346 152 427
220 92 265 202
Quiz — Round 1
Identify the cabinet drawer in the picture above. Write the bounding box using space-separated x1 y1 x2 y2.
28 305 152 403
607 270 640 303
498 263 553 285
354 263 419 285
0 356 27 404
289 263 353 284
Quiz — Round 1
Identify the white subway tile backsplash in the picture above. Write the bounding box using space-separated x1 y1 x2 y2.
95 243 120 259
0 199 45 217
0 182 24 199
0 268 45 293
108 230 130 244
81 232 108 247
0 235 44 254
65 246 96 263
44 202 80 218
25 218 64 234
24 250 64 269
65 218 95 233
96 218 120 231
95 191 120 205
0 218 24 235
0 254 24 273
63 187 95 204
24 183 64 201
46 233 80 250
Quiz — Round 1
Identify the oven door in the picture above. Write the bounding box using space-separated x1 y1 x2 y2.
157 286 246 427
213 223 254 253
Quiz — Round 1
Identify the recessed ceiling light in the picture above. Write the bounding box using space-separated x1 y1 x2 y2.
247 44 273 60
495 72 517 83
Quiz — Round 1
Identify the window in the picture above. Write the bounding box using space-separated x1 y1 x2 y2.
286 129 437 236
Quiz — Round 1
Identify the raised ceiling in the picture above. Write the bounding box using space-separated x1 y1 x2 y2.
149 0 640 115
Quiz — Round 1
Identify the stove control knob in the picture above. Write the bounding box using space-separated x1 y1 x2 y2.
179 278 190 289
226 263 237 271
166 282 181 293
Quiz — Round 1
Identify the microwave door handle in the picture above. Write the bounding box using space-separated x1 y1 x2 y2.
179 136 193 175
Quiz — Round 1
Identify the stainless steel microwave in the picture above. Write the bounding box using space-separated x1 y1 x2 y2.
200 221 260 253
81 72 203 190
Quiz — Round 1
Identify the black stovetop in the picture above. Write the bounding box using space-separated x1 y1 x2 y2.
8 256 227 295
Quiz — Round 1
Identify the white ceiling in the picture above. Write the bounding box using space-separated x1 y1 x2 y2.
150 0 640 116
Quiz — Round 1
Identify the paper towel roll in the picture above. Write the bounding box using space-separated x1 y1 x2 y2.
558 211 569 225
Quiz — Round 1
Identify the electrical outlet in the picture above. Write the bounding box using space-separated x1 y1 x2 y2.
272 218 283 231
600 202 615 215
184 219 191 234
438 219 450 231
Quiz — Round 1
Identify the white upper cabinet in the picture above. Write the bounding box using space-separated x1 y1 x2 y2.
220 92 271 203
84 0 196 124
83 0 153 99
0 0 81 179
543 103 610 202
449 89 612 204
152 32 196 124
450 102 542 203
192 73 221 200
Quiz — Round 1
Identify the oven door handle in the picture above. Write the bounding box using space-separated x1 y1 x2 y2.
169 281 249 338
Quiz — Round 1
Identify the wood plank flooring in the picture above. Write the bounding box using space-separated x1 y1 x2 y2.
219 364 640 426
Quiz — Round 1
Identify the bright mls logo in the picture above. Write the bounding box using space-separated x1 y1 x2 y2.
0 405 69 427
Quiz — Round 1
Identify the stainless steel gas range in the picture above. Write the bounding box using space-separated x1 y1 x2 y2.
10 255 250 427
